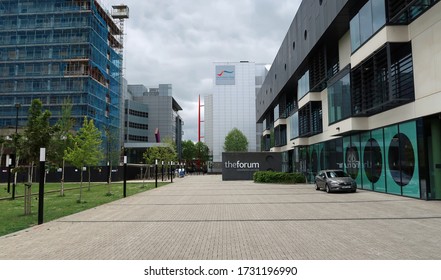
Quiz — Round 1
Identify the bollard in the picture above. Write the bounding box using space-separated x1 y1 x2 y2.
38 148 45 225
123 156 127 198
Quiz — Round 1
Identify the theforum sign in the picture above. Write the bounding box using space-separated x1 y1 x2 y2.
222 152 282 180
224 160 260 169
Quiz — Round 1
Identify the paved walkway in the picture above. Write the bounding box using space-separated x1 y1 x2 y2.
1 175 441 259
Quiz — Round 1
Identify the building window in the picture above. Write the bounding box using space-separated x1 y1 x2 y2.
289 112 299 140
388 0 437 24
128 122 148 130
388 133 415 187
274 125 287 147
350 0 386 52
263 134 271 151
128 135 148 142
351 42 414 116
363 138 383 183
274 104 280 122
299 101 322 137
263 118 268 130
128 109 148 118
297 70 310 101
309 46 332 92
328 71 351 124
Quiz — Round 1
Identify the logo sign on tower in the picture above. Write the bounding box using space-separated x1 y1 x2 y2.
215 65 235 85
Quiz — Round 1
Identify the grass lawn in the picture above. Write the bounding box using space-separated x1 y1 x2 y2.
0 181 168 237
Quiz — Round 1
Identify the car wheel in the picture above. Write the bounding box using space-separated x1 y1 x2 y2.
325 184 331 193
351 189 357 193
315 183 320 190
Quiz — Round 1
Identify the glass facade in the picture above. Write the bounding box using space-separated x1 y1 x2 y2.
0 0 123 150
388 0 439 24
297 70 310 101
255 0 441 201
274 104 280 122
289 112 299 140
350 0 386 52
299 102 322 137
274 125 287 147
328 72 351 124
423 115 441 200
292 120 423 198
209 62 265 164
351 43 414 117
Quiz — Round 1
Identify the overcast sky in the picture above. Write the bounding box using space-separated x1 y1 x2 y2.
104 0 301 142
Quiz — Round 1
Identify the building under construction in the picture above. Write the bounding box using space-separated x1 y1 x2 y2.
0 0 128 151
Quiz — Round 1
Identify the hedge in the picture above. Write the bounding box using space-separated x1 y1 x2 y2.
253 171 306 184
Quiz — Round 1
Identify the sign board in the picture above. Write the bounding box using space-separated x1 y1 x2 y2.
215 65 235 85
222 152 282 180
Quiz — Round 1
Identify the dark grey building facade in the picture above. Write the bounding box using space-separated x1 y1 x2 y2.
257 0 441 200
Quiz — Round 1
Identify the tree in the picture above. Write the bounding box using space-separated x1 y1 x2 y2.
143 144 177 166
195 141 210 172
195 142 210 162
0 136 6 167
180 140 210 173
223 128 249 152
64 117 103 203
49 99 75 196
22 99 53 182
146 141 177 180
181 140 195 164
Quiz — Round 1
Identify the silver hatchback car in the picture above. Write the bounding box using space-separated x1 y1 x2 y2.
315 170 357 193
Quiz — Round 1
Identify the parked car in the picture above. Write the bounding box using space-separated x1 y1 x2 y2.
315 169 357 193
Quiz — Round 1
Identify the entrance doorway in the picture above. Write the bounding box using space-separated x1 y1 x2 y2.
427 115 441 199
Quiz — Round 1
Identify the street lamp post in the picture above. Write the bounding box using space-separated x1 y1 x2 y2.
155 159 158 188
7 158 12 193
15 103 20 134
161 161 164 181
123 156 127 198
170 161 173 183
12 103 20 200
38 148 46 225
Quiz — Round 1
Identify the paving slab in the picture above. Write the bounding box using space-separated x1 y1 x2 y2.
1 175 441 259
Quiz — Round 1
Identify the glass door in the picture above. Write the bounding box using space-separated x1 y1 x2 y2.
428 116 441 199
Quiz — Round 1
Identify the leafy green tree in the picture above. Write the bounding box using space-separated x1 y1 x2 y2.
178 140 209 173
195 141 210 171
22 99 53 182
49 99 75 196
0 136 6 167
64 117 103 203
195 142 210 162
223 128 249 152
181 140 195 164
143 144 177 166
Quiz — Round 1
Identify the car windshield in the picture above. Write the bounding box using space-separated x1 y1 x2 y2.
327 171 349 178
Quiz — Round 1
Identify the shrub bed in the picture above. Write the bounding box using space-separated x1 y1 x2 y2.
253 171 306 184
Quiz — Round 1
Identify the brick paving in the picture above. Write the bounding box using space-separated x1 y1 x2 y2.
1 175 441 259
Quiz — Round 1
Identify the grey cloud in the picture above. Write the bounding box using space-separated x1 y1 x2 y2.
105 0 301 141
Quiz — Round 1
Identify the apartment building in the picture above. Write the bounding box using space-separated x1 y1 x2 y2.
0 0 126 151
257 0 441 199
